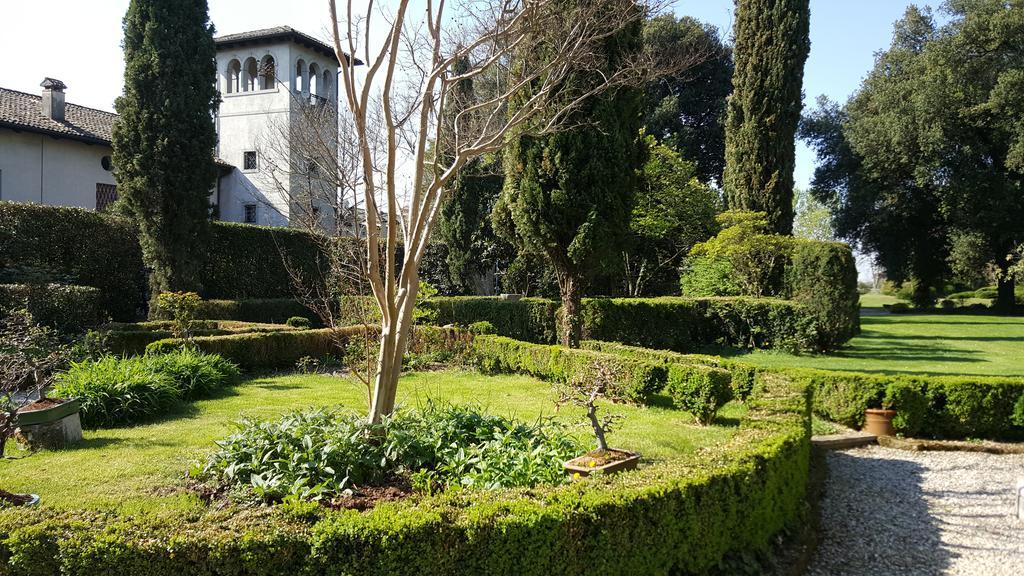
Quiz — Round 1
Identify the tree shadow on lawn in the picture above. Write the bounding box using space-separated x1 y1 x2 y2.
809 453 952 576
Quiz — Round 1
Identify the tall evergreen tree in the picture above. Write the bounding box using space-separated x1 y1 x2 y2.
498 1 644 347
113 0 218 296
723 0 810 234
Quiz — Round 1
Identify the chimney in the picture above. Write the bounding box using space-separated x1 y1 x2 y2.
40 78 67 122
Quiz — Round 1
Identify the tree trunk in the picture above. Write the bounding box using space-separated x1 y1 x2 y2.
367 279 419 424
996 261 1016 312
557 272 583 348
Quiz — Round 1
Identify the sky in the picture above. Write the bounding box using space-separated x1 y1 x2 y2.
2 0 944 191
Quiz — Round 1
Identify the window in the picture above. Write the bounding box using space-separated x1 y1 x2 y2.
96 183 118 212
260 55 276 90
243 57 258 91
226 59 241 94
101 156 113 171
243 203 257 224
243 151 257 171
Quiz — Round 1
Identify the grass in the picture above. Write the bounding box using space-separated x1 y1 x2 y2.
858 292 905 309
730 313 1024 377
0 370 743 514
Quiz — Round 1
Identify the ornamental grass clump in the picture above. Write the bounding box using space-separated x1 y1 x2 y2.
193 402 582 503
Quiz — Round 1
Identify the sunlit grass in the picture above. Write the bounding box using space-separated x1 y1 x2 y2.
1 370 743 514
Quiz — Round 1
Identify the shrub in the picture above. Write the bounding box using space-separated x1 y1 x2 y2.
787 240 860 350
286 316 312 329
153 291 202 338
939 298 956 310
468 321 496 335
147 327 365 371
424 297 560 343
974 286 998 299
194 404 582 501
0 374 811 576
889 302 911 313
53 351 241 428
472 335 666 404
193 298 317 324
0 283 105 333
680 256 742 296
883 381 929 437
666 365 733 425
0 203 147 320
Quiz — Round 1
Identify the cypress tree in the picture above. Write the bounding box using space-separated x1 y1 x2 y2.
499 1 644 347
723 0 810 234
113 0 219 296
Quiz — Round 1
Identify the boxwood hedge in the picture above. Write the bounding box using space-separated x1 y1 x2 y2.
0 373 811 576
0 283 105 332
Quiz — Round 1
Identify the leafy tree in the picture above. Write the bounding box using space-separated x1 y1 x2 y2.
623 136 720 295
723 0 811 234
685 210 791 297
793 187 835 242
803 3 1024 309
642 15 733 186
113 0 218 295
499 8 644 347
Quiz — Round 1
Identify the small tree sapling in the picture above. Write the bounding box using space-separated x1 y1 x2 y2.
555 362 624 453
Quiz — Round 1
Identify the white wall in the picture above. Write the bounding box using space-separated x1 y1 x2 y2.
0 128 115 208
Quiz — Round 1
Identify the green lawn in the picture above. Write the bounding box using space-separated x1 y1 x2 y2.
731 313 1024 377
0 370 742 514
858 292 905 309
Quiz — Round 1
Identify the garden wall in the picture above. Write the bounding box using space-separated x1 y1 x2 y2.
0 373 811 576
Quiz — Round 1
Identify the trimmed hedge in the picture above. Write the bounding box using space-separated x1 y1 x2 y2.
0 284 105 332
582 339 1024 440
0 203 146 320
425 296 819 352
202 223 328 299
424 297 560 343
102 321 302 356
666 364 734 425
0 373 811 576
472 335 665 404
184 298 316 325
580 297 818 352
787 240 860 350
146 327 367 371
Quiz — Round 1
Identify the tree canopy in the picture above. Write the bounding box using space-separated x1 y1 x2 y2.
113 0 218 295
723 0 811 234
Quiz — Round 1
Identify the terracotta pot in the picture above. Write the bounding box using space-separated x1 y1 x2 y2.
863 408 897 437
564 449 640 477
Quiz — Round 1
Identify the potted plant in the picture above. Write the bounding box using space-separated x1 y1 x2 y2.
863 406 897 437
1 309 77 456
557 362 640 477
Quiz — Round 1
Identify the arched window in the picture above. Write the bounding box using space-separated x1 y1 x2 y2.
309 63 321 99
322 70 333 100
294 59 306 94
242 57 258 92
259 55 276 90
225 59 241 94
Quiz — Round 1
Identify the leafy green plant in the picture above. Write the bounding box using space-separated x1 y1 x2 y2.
286 316 311 329
143 348 240 399
193 403 581 502
468 321 496 335
155 291 202 340
680 256 742 296
666 364 733 425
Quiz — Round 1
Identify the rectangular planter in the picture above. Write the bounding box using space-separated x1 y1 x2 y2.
564 449 641 477
16 399 81 426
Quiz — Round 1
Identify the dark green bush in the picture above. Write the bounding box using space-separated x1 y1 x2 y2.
52 350 241 428
472 335 666 404
102 321 299 356
286 316 311 329
0 374 811 576
666 364 733 425
190 298 316 324
581 297 818 353
0 283 105 332
974 286 998 299
939 299 956 310
889 302 911 313
786 240 860 350
425 297 560 343
0 203 146 320
883 380 929 437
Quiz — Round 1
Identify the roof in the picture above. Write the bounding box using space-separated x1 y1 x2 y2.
215 26 361 65
0 86 233 169
0 86 116 146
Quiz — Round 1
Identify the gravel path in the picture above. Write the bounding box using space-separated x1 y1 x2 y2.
808 445 1024 576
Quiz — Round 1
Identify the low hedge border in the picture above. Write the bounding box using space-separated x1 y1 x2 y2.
102 321 303 356
164 299 318 326
582 340 1024 440
146 327 365 371
0 373 811 576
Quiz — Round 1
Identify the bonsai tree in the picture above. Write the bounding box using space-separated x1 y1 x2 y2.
0 309 68 457
555 362 625 453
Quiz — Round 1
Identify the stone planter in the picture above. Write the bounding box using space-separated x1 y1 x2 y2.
564 449 641 477
863 408 897 437
15 398 83 450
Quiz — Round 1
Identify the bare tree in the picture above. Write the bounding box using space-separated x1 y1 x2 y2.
328 0 680 423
